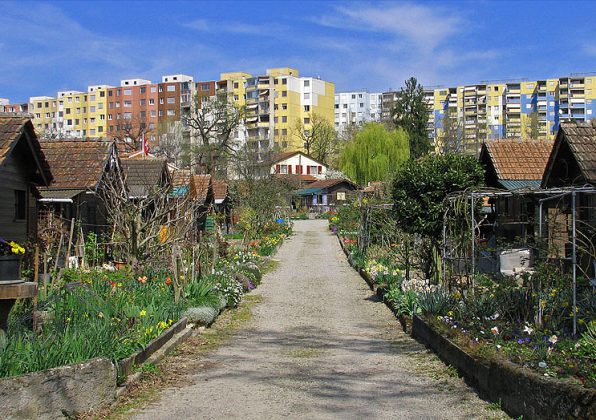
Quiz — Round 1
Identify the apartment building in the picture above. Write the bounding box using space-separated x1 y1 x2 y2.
218 67 335 152
429 74 596 153
334 91 382 131
0 101 29 114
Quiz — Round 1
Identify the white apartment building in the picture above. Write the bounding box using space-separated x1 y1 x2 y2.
334 91 382 131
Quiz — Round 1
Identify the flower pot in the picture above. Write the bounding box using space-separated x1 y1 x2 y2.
0 255 23 284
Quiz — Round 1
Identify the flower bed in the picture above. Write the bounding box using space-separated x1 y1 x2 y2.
0 223 290 380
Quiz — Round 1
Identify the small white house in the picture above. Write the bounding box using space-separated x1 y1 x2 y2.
270 151 327 180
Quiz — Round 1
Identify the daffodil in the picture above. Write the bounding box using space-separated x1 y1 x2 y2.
140 310 147 317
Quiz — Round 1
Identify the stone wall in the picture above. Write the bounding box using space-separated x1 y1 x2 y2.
0 357 116 419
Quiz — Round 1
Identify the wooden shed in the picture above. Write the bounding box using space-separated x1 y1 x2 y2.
0 115 52 242
38 140 122 236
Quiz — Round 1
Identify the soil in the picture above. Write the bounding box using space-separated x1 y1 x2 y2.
124 220 508 419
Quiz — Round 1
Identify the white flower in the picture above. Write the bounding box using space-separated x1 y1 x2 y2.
496 344 502 350
548 335 558 345
523 324 534 335
538 361 547 368
491 326 499 335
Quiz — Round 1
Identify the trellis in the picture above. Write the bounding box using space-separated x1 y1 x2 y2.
442 185 596 335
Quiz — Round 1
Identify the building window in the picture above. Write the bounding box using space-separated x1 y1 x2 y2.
282 103 287 110
150 110 156 117
159 98 164 104
281 129 287 136
90 129 96 135
98 126 103 132
90 95 96 101
123 112 132 119
282 78 287 85
90 106 96 112
149 99 155 105
167 97 175 104
167 85 176 92
202 83 211 91
304 117 310 124
140 99 146 106
159 110 163 117
167 109 175 116
233 82 239 89
279 164 288 174
65 108 71 114
304 93 310 100
151 87 157 93
282 116 287 123
281 91 287 97
100 91 105 97
123 89 132 95
304 80 310 87
14 190 26 221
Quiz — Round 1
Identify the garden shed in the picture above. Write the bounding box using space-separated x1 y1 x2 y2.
190 174 214 233
478 139 553 241
121 157 171 199
297 178 358 212
0 115 52 242
38 140 122 236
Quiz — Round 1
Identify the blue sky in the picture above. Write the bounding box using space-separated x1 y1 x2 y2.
1 0 595 102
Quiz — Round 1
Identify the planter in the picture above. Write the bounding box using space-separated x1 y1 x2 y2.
0 255 23 284
412 315 596 420
113 261 127 270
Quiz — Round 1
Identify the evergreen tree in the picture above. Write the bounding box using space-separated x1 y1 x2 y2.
339 123 410 186
391 77 430 158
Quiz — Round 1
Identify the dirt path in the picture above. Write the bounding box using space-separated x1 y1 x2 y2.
130 220 507 419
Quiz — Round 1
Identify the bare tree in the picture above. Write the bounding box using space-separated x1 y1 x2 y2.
183 91 245 176
292 113 337 163
155 117 189 168
440 108 465 154
101 170 196 264
111 115 151 153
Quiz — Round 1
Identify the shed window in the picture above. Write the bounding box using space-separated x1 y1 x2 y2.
14 190 26 221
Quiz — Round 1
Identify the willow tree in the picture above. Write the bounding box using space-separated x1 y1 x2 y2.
339 123 410 186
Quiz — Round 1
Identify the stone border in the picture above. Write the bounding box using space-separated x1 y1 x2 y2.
412 315 596 420
117 317 188 382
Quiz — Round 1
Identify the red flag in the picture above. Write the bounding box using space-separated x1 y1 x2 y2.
142 134 150 156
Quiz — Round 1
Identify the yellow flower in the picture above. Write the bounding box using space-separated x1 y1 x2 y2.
98 312 104 318
140 310 147 317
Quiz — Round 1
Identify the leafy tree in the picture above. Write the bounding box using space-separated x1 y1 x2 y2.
392 154 485 280
340 123 409 186
391 77 430 158
293 113 337 164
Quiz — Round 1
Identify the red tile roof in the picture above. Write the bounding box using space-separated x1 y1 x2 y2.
483 139 553 181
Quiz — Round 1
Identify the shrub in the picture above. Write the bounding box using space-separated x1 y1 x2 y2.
183 306 218 326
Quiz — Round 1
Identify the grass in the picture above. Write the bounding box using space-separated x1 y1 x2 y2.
93 293 263 419
487 399 502 411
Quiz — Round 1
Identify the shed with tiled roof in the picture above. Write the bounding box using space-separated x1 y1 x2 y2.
0 114 53 241
542 122 596 188
479 139 554 190
37 139 122 235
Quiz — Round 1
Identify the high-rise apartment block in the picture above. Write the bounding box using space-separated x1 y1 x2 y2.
430 74 596 153
334 91 382 131
216 68 334 152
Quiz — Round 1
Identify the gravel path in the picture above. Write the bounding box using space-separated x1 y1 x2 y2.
131 220 506 419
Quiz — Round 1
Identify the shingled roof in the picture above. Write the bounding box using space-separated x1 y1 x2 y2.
0 115 52 185
212 180 229 203
40 140 115 190
190 174 213 203
306 178 358 190
542 122 596 187
481 139 553 181
121 158 170 198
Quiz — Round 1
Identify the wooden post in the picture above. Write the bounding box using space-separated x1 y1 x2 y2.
65 218 75 268
53 235 63 274
43 250 48 299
